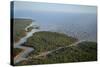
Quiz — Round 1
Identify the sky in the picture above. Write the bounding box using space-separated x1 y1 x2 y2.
13 1 97 14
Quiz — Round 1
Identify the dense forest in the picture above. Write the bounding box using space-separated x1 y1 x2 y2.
15 31 97 65
22 31 77 55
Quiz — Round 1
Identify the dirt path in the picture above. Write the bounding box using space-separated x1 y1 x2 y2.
33 40 86 58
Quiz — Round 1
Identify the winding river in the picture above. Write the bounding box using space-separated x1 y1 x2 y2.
14 22 40 64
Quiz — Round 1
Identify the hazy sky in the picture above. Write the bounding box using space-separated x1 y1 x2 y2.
13 1 97 13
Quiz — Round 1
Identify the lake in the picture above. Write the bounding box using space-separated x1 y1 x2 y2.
14 11 97 42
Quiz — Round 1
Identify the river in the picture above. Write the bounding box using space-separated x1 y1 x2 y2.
14 22 40 64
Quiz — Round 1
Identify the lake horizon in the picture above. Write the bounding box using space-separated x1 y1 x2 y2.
14 11 97 42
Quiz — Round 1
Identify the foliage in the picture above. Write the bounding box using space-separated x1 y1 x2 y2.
16 41 97 65
23 31 77 55
27 27 33 32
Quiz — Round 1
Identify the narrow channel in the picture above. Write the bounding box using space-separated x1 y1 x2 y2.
14 22 40 64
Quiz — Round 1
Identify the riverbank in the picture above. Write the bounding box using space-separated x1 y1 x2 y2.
13 18 40 64
13 18 33 42
13 18 97 66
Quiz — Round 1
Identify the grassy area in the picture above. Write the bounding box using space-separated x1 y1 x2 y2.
13 18 32 42
13 48 23 57
15 41 97 65
23 31 77 55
